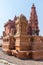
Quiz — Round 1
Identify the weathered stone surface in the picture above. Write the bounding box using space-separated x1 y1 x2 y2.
2 4 43 60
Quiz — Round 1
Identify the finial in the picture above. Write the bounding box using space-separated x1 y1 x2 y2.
33 3 34 6
14 15 17 21
32 3 35 8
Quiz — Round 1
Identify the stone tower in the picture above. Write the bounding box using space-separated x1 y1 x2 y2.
29 4 39 35
15 14 30 51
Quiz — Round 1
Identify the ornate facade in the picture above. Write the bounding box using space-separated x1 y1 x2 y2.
2 4 43 60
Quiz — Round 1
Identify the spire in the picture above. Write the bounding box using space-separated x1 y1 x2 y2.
32 3 35 8
30 4 38 21
29 4 39 36
13 16 17 22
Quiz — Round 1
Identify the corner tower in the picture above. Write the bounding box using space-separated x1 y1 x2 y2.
29 4 39 35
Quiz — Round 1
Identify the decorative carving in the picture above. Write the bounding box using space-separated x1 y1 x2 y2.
2 4 43 60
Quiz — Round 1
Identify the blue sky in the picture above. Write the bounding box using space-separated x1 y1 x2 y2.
0 0 43 36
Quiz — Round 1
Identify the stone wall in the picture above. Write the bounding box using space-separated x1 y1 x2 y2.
31 36 43 60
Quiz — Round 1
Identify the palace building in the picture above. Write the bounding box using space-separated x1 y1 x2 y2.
2 4 43 60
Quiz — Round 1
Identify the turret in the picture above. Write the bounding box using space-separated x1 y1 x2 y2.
29 4 39 35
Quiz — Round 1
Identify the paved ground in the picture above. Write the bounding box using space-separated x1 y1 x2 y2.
0 47 43 65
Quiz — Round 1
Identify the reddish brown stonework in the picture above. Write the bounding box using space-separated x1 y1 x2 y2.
3 17 16 36
2 4 43 60
28 4 39 35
